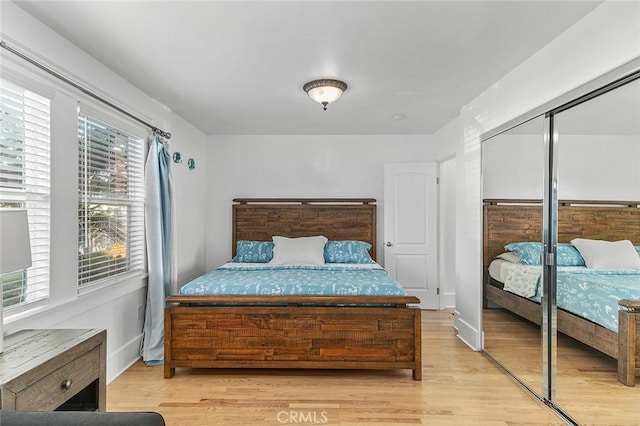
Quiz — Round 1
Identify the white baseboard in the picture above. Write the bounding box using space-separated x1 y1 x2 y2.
107 333 143 383
453 311 481 351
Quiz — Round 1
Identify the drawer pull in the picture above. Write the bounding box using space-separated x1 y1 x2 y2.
61 379 73 390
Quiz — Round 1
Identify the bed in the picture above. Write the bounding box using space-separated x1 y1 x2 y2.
164 198 422 380
483 199 640 386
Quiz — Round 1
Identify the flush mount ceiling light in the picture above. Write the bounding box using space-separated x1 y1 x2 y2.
303 79 347 111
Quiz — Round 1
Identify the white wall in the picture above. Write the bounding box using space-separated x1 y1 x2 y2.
557 135 640 200
169 116 208 287
205 135 435 270
433 116 459 160
483 134 640 200
452 0 640 349
481 133 546 200
1 2 207 382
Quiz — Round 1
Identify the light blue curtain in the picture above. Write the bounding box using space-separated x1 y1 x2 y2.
141 135 173 365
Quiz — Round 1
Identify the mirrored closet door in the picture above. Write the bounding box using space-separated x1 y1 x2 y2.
552 73 640 425
481 115 546 397
482 65 640 425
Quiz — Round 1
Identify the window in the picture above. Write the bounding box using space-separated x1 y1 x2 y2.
77 112 144 288
0 79 51 308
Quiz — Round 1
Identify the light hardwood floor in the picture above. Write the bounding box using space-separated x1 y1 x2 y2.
107 309 564 425
484 308 640 426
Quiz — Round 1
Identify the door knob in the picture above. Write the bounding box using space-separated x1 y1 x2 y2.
386 242 393 247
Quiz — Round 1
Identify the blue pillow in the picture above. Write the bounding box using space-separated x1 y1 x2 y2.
504 242 542 265
636 246 640 256
505 242 585 266
232 240 274 263
324 240 374 264
557 243 585 267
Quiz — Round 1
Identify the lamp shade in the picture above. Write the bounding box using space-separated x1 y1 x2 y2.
303 79 347 110
0 209 32 274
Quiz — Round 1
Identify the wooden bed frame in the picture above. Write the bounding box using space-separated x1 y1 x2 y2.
165 198 422 380
483 199 640 386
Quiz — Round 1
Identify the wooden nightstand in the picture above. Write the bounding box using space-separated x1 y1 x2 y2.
0 329 106 411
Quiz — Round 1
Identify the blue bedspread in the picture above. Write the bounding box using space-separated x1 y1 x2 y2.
555 268 640 332
179 263 406 297
507 266 640 332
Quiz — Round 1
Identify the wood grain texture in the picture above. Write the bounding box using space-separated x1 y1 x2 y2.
232 198 377 261
165 305 421 380
112 310 569 426
486 281 619 358
165 198 422 380
483 199 640 386
483 199 640 268
165 295 419 306
617 310 640 386
0 329 106 411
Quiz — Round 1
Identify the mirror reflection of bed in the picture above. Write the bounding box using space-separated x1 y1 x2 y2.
483 200 640 422
553 78 640 422
481 74 640 425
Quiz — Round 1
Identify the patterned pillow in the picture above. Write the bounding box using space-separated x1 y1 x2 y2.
557 243 585 266
504 242 584 266
504 242 586 266
504 242 542 265
231 240 274 263
324 240 374 264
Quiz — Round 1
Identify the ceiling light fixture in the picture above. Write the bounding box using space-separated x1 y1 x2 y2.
303 79 347 111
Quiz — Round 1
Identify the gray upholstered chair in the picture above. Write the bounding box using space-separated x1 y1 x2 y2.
0 410 165 426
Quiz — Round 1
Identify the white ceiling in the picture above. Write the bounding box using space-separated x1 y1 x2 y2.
14 0 603 136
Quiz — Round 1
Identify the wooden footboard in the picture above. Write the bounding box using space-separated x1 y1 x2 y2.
164 295 422 380
618 300 640 386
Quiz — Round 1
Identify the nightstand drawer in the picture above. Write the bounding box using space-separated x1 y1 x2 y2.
15 346 100 411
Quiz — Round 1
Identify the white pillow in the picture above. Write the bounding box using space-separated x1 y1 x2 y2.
570 238 640 270
496 252 522 264
270 235 328 265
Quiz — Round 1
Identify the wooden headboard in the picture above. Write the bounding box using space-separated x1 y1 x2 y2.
483 199 640 269
232 198 377 261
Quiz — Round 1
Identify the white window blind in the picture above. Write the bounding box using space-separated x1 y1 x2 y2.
0 79 51 308
78 113 144 288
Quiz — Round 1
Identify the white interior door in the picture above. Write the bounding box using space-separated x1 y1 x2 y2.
384 162 438 309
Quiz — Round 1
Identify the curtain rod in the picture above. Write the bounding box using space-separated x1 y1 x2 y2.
1 40 171 140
